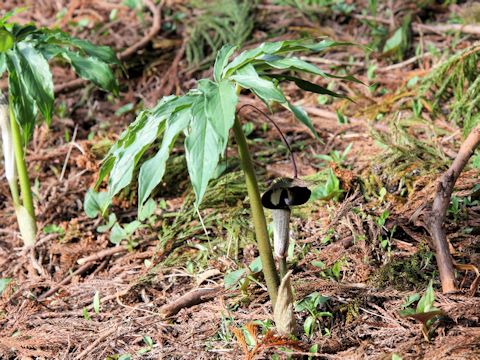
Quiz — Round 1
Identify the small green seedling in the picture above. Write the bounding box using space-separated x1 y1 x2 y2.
314 143 352 166
311 259 344 281
224 256 263 290
0 278 12 295
42 224 65 236
137 335 155 355
0 10 119 246
106 354 131 360
399 280 443 340
310 168 343 201
110 221 142 249
295 292 333 338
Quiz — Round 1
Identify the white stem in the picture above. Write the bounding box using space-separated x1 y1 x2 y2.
0 94 16 186
272 208 290 258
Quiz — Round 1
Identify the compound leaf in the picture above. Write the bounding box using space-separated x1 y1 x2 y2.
16 42 54 125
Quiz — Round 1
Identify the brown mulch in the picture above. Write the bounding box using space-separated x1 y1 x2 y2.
1 1 480 359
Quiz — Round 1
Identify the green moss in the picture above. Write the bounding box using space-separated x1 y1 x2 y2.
371 243 437 291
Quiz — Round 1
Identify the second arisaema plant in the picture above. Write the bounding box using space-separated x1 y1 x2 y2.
89 39 359 308
0 10 119 247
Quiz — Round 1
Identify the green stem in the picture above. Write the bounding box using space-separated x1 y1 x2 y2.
9 104 37 228
233 116 279 306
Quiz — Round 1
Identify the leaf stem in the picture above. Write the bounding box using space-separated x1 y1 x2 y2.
232 116 279 306
9 103 37 233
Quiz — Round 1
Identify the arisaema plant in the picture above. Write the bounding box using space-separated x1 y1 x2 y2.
0 10 119 247
87 39 359 308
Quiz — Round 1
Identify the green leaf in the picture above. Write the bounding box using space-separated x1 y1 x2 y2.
93 290 100 314
0 53 5 76
84 189 111 218
110 223 126 245
0 28 13 52
214 44 237 82
231 64 285 105
263 56 328 77
222 43 279 78
6 52 37 144
337 110 348 124
185 80 237 206
82 307 91 320
310 169 342 201
417 280 436 313
124 220 141 235
107 111 165 197
105 96 193 202
248 256 263 273
58 33 121 65
0 278 12 295
16 42 54 125
222 39 352 78
266 73 350 100
138 107 191 207
12 24 37 41
143 335 154 347
204 79 238 147
262 55 363 84
61 49 119 94
303 315 315 337
286 102 319 139
399 308 416 317
115 103 134 116
97 213 117 233
383 27 403 54
224 268 246 289
0 8 27 25
402 293 420 308
224 257 262 289
311 260 325 269
42 224 65 236
138 198 156 221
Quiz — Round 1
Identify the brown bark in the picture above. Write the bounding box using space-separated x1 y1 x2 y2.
429 125 480 293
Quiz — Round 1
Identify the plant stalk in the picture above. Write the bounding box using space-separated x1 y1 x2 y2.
9 103 37 239
233 116 279 306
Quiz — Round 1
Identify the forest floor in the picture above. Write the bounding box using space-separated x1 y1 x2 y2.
1 1 480 359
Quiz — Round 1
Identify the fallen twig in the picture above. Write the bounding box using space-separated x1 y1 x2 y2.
37 262 94 301
75 327 118 360
428 124 480 293
118 0 163 58
414 23 480 36
158 40 186 96
376 53 432 72
77 246 127 265
159 287 222 318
